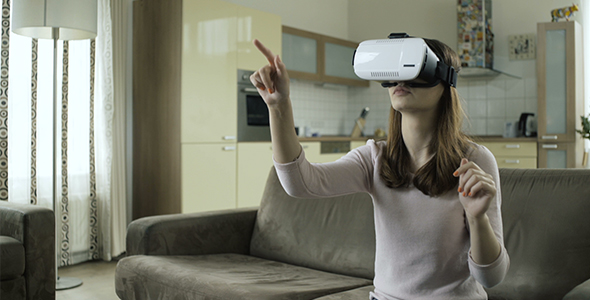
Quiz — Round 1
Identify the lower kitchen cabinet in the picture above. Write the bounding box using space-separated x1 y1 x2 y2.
351 140 368 149
237 142 275 208
538 142 576 168
182 143 237 213
480 141 538 169
236 141 356 207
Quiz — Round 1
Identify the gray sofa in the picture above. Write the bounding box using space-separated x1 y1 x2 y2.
0 201 55 300
116 167 590 300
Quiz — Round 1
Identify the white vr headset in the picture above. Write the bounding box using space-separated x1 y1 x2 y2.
353 33 458 88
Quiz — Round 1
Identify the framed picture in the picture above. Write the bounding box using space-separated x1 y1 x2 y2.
509 34 536 60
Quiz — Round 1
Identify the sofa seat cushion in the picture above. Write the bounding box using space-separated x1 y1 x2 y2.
0 236 25 280
0 276 26 300
313 285 375 299
115 253 372 300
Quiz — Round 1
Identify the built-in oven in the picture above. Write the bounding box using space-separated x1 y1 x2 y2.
237 69 271 141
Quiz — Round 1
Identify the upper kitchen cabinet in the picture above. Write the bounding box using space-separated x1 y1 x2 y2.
536 21 584 168
181 0 238 143
237 7 282 72
282 26 369 87
133 0 282 218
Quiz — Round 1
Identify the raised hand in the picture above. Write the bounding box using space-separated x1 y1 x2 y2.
453 158 496 219
250 39 290 107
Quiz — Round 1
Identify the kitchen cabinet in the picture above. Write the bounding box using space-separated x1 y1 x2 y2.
480 141 537 169
237 142 274 208
538 142 576 168
351 140 367 150
133 0 281 218
301 141 346 163
182 144 237 213
236 140 356 208
181 0 237 144
537 21 584 168
282 26 369 87
237 7 282 72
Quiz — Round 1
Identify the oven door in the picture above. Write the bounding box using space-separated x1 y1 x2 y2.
237 87 271 141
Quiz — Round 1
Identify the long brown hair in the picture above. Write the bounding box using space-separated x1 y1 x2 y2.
379 38 472 196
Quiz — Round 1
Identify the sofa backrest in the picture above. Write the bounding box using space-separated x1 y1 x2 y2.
250 166 376 280
487 168 590 300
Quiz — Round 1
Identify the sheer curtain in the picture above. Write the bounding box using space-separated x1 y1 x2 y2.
6 0 125 265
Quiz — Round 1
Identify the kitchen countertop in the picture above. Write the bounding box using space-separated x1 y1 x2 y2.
471 136 538 143
297 135 537 143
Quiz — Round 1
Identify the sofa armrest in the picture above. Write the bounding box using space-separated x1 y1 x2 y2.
126 207 258 256
563 278 590 300
0 201 55 300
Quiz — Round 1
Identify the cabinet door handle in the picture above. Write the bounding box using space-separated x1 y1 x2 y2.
222 146 236 151
302 145 309 149
242 88 259 93
223 136 237 140
542 144 558 149
505 144 521 149
504 159 520 164
542 135 558 140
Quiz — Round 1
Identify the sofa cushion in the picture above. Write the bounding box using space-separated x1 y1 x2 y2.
115 253 372 300
0 236 25 280
486 169 590 300
250 167 376 280
313 285 375 299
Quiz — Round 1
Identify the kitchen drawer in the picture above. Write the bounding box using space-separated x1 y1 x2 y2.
480 142 537 157
495 157 537 169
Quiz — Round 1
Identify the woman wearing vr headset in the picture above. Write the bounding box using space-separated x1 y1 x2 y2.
251 37 508 300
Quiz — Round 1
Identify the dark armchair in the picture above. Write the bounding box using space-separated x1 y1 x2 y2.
0 201 55 300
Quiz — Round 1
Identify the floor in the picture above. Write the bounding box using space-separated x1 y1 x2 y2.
56 260 119 300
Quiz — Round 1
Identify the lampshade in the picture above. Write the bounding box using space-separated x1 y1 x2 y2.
11 0 97 40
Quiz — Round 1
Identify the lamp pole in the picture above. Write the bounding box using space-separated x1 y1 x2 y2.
11 0 98 291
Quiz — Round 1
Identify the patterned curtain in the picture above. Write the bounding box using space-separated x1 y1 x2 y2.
4 0 119 265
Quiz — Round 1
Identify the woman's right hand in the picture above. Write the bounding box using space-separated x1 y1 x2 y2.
250 39 290 107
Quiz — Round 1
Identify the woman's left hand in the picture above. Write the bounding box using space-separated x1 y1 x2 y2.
453 158 496 219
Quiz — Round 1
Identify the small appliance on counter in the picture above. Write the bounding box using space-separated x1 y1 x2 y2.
504 112 537 138
351 107 370 137
518 112 537 137
503 120 518 138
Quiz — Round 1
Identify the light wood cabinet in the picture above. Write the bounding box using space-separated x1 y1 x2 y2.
133 0 281 218
182 144 237 213
351 140 367 149
237 7 282 72
480 141 538 169
538 142 576 168
236 142 274 208
235 140 357 208
537 21 584 168
282 26 369 87
181 0 237 144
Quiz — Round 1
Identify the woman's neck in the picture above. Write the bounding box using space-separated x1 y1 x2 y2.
401 111 437 172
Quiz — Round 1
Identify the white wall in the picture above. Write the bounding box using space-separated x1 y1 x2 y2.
224 0 349 39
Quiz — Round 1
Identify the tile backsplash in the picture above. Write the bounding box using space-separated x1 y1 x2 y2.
289 75 537 137
457 76 537 136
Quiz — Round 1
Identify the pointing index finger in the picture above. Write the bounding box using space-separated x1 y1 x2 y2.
254 39 276 66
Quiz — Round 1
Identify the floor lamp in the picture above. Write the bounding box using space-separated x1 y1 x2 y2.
11 0 97 290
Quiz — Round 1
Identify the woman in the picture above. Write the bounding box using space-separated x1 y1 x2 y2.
250 37 509 300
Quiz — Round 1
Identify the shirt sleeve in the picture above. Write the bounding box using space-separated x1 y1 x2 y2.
273 140 378 198
466 144 511 288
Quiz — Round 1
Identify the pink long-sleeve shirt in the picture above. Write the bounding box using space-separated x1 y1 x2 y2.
274 139 509 300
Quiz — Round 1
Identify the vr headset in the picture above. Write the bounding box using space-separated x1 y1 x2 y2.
352 33 458 88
